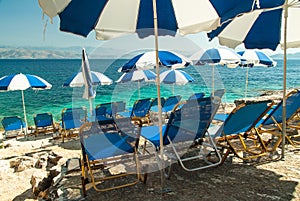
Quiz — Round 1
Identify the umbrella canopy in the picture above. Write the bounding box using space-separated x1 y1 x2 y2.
238 49 277 67
207 0 300 157
38 0 265 40
116 70 156 83
238 49 277 98
0 73 52 91
160 69 194 85
191 47 241 95
116 70 156 99
194 47 241 67
64 71 113 87
119 50 191 72
207 1 299 50
0 73 52 136
160 69 194 95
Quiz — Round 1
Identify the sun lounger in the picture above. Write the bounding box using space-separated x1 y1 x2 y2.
256 89 300 148
60 107 87 142
33 112 57 135
79 122 143 196
117 98 153 124
1 116 26 138
214 100 274 165
140 96 221 177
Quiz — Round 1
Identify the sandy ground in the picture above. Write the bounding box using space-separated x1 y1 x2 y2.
0 97 300 201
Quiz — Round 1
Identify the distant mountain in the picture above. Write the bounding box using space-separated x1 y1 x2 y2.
1 45 299 60
0 47 81 59
0 46 130 59
271 52 300 60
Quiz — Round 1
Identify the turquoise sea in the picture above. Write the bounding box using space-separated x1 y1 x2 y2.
0 58 299 127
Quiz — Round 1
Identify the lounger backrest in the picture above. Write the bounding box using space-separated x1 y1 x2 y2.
1 116 25 131
34 113 53 127
80 124 134 160
112 101 126 115
62 107 87 130
223 100 272 135
165 97 213 143
131 98 153 117
162 95 182 112
262 89 300 125
188 92 205 100
151 97 166 107
212 89 225 99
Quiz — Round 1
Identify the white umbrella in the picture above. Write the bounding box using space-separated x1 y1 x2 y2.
191 47 241 95
116 70 156 99
0 73 52 137
160 69 194 95
238 49 277 98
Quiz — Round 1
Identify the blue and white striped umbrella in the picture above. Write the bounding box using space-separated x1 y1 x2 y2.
38 0 264 40
191 47 241 95
64 71 113 87
0 73 52 136
116 70 156 99
119 50 191 72
193 47 241 67
238 50 277 67
0 73 52 91
237 50 277 98
160 69 194 95
116 70 156 83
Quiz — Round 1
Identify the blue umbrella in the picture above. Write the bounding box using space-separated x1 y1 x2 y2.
192 47 241 95
207 0 300 157
160 69 194 95
63 71 113 87
119 50 191 72
0 73 52 136
38 0 265 40
238 49 277 97
238 50 277 67
116 70 156 99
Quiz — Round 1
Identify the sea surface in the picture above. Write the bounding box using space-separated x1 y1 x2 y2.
0 59 299 126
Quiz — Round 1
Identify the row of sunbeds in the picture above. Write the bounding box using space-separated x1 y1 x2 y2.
0 92 209 140
79 88 300 195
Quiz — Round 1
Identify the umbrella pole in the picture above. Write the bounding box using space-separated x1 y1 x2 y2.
89 98 93 120
245 67 249 98
212 64 215 96
138 81 140 99
172 84 174 96
21 90 28 139
153 0 165 190
281 1 288 159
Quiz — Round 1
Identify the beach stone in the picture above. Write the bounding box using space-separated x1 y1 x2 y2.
31 171 49 196
66 158 80 173
10 156 35 172
48 152 63 166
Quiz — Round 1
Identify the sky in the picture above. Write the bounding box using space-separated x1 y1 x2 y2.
0 0 215 49
0 0 298 55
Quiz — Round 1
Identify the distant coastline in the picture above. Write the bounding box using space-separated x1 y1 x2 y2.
1 46 300 60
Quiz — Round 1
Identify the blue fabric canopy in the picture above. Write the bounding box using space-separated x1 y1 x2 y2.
120 50 191 72
39 0 274 40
